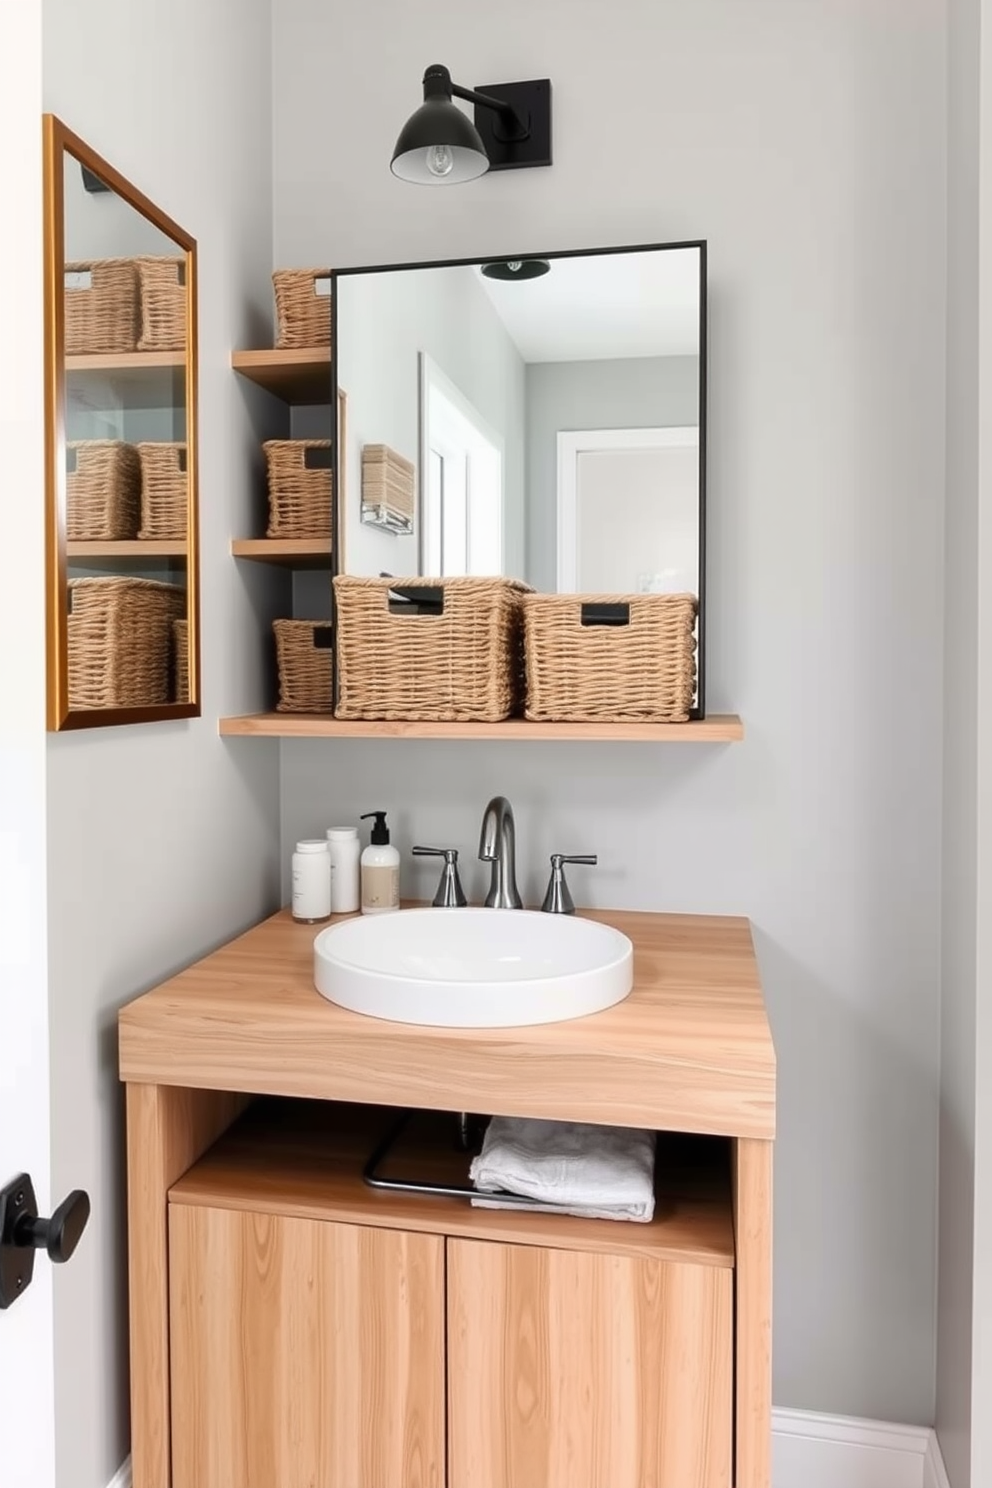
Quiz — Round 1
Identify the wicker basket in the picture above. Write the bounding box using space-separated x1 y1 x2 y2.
174 618 189 703
334 575 530 722
524 592 698 723
66 440 141 541
137 443 187 540
264 440 333 538
273 268 332 348
136 256 186 351
68 577 185 709
274 620 334 713
65 258 140 355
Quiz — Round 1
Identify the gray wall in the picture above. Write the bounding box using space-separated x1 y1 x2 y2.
938 0 979 1479
42 5 282 1487
525 354 698 590
273 0 946 1424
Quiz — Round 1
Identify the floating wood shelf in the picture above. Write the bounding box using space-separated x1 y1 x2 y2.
67 539 188 560
219 713 744 742
231 538 333 568
231 347 332 404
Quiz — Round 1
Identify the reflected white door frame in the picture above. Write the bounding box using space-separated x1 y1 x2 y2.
556 425 698 592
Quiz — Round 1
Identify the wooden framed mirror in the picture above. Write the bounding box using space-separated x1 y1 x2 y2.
43 115 200 729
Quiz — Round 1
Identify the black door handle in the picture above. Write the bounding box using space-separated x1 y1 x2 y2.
0 1174 91 1310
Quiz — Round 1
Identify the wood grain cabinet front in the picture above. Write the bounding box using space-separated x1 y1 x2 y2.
168 1205 445 1488
447 1237 734 1488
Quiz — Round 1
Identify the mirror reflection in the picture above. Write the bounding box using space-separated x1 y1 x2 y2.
334 244 704 610
45 116 199 728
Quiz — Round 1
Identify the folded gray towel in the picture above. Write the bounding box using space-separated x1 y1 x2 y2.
469 1116 656 1222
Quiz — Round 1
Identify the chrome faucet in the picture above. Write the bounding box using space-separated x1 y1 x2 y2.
478 795 523 909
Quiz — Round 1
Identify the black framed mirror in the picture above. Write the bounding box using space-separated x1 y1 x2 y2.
331 241 707 713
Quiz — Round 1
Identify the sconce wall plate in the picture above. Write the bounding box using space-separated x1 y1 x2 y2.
473 79 553 171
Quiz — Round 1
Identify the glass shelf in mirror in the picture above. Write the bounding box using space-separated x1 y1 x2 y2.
44 115 199 729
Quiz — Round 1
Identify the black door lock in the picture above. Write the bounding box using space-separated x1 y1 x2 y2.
0 1173 90 1310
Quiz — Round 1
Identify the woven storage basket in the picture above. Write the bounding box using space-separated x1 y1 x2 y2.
273 268 332 348
274 620 334 713
68 577 184 710
174 618 189 703
264 440 333 538
136 256 186 351
524 592 698 724
65 258 140 355
66 440 141 541
333 575 530 723
137 443 187 540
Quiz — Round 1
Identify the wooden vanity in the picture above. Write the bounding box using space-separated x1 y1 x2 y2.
119 908 775 1488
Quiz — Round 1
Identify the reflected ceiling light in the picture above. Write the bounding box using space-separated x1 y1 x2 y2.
481 258 551 281
390 65 552 186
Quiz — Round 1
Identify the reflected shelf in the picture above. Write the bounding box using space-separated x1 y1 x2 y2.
219 714 744 743
231 538 333 569
67 539 188 559
231 347 332 404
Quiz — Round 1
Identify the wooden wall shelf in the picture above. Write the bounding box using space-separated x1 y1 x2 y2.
68 539 188 560
66 351 185 373
218 713 744 742
231 538 332 568
231 347 332 404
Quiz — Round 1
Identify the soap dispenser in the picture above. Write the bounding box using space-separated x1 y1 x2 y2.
360 811 400 915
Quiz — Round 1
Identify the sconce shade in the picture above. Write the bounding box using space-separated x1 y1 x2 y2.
391 99 490 185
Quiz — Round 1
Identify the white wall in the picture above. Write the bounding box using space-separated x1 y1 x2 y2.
274 0 946 1424
526 354 698 590
337 264 526 579
42 5 282 1487
0 6 57 1486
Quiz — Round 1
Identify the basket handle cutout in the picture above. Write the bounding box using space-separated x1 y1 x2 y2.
581 602 630 627
64 268 93 291
177 448 187 473
176 261 186 287
387 584 445 616
304 446 334 470
65 447 78 474
312 628 334 649
314 276 332 298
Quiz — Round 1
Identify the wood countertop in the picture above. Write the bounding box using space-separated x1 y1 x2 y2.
118 908 775 1140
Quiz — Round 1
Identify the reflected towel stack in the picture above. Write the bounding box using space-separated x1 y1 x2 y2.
469 1116 656 1223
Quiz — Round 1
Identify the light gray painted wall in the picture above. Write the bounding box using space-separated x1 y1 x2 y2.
42 5 281 1486
526 355 698 590
967 6 992 1481
938 2 979 1479
273 0 946 1423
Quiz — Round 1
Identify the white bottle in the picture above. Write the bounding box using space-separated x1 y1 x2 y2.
327 826 361 914
291 839 331 924
360 810 400 915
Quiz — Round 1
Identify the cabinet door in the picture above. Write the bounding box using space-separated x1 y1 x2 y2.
169 1205 444 1488
447 1238 732 1488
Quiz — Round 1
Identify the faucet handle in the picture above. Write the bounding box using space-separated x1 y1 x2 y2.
412 846 467 908
541 853 598 915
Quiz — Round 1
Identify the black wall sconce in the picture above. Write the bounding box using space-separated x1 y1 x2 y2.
391 64 552 185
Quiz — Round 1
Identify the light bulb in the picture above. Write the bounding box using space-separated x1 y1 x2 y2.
507 261 523 273
426 144 454 178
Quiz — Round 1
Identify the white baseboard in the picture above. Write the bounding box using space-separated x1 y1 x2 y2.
924 1430 953 1488
105 1419 952 1488
106 1457 131 1488
774 1409 950 1488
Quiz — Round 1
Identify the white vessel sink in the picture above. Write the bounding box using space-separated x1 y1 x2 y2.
313 907 634 1028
